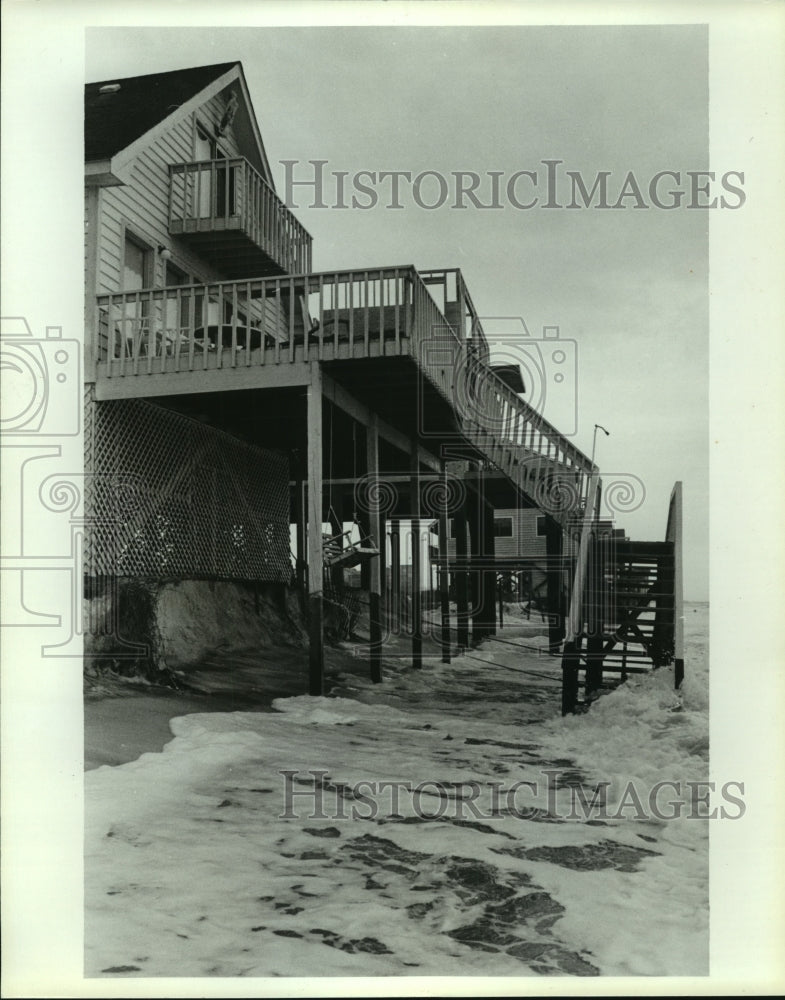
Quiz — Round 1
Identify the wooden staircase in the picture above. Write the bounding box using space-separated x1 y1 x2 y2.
561 483 684 713
585 539 675 682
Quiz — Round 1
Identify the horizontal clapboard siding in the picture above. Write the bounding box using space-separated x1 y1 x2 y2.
494 509 547 558
94 88 289 347
446 508 547 558
97 90 244 296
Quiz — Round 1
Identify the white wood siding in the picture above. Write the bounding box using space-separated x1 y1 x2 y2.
97 90 246 295
92 88 289 352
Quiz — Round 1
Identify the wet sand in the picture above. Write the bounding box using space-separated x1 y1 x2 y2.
84 639 376 771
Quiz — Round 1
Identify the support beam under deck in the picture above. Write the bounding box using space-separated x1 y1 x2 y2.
307 366 324 696
367 415 383 683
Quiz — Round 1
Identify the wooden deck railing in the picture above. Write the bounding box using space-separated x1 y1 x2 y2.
96 267 418 375
95 265 593 492
168 157 312 274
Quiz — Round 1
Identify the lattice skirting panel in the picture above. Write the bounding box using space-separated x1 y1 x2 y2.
84 395 291 582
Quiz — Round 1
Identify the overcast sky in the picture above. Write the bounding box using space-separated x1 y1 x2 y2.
87 25 709 599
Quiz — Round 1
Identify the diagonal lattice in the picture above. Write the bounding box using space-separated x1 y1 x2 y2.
85 397 290 582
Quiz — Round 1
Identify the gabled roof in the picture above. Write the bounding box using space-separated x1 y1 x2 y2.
85 62 237 162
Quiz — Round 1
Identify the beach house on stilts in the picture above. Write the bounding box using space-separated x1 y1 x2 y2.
83 62 683 713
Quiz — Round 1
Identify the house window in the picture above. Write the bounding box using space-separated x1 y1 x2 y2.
536 516 547 536
194 121 236 218
195 123 216 161
120 231 154 356
494 517 513 538
123 231 153 292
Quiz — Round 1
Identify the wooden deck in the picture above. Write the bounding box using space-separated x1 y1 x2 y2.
91 266 595 526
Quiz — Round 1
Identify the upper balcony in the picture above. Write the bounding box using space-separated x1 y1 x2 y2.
168 157 312 278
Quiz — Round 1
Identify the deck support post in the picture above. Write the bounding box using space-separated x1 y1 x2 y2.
482 491 497 638
585 530 605 698
544 515 565 655
410 445 422 668
467 483 483 645
455 500 470 650
438 460 451 663
293 460 306 610
367 415 383 683
390 520 402 633
307 366 324 696
561 640 581 716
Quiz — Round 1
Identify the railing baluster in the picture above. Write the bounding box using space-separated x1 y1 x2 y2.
247 280 255 367
348 273 354 352
333 273 339 354
289 278 296 362
146 289 155 374
130 292 140 375
195 167 202 231
317 274 324 361
106 297 115 373
393 269 400 353
186 288 194 372
363 270 370 354
275 280 283 362
231 284 239 366
172 287 181 373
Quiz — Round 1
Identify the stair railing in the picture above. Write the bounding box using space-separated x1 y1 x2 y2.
561 469 601 715
665 481 684 689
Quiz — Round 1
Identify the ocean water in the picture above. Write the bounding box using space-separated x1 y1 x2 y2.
85 603 710 979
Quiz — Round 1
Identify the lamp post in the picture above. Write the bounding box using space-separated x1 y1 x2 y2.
590 423 610 473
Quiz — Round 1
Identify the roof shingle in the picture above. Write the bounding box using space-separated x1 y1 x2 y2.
85 62 238 161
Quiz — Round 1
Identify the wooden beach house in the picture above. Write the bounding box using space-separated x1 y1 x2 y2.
83 62 682 710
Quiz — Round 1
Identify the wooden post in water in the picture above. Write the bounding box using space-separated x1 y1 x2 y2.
367 415 383 683
307 367 324 696
410 446 422 668
585 528 605 698
438 461 451 663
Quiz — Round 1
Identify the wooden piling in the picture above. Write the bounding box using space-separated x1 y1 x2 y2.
455 502 469 650
585 530 604 697
544 516 565 654
468 485 483 645
410 446 422 669
438 461 451 663
483 493 496 637
367 415 383 683
307 367 324 696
